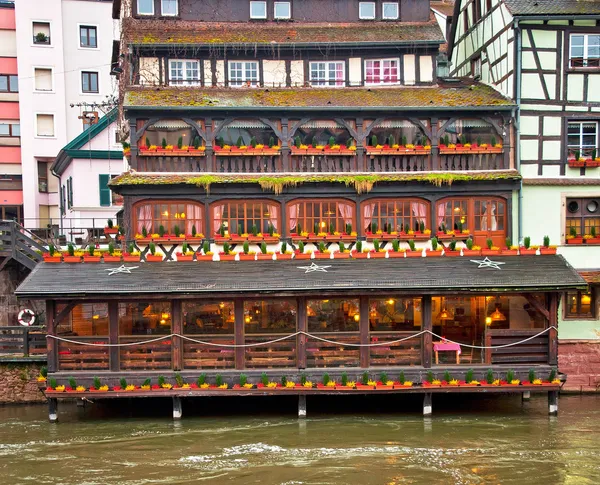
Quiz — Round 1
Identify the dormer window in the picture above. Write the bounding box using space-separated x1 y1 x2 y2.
274 1 291 19
382 2 399 19
570 34 600 68
161 0 178 16
229 61 259 86
359 2 376 19
250 1 267 19
137 0 154 16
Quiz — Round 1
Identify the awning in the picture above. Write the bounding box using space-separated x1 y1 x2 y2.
15 255 586 299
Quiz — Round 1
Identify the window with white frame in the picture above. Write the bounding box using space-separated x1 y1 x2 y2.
567 121 598 158
81 71 99 93
309 61 345 87
229 61 259 86
137 0 154 15
364 59 399 85
382 2 399 19
570 34 600 68
250 1 267 18
36 114 54 137
169 60 200 85
359 2 376 19
34 68 53 91
161 0 178 16
274 1 291 19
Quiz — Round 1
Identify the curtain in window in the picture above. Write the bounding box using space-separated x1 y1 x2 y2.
212 205 224 234
481 202 497 231
411 202 427 224
437 203 447 227
268 203 279 230
338 202 354 225
363 203 375 230
288 203 299 232
185 203 202 235
136 204 152 234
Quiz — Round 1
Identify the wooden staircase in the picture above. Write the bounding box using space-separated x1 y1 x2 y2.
0 221 46 271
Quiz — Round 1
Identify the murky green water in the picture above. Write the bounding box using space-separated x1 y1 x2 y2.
0 394 598 484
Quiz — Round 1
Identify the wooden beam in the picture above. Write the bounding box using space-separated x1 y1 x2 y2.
234 299 245 370
548 293 558 365
359 296 369 368
108 301 119 372
172 300 182 371
524 293 550 321
297 296 307 369
46 300 57 373
54 302 76 326
422 295 432 368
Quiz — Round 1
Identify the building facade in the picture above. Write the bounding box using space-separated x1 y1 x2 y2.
449 0 600 391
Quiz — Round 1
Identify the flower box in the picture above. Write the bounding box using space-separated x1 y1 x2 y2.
426 250 443 258
375 384 394 390
585 237 600 245
104 228 118 235
352 251 369 259
196 254 214 261
230 236 246 244
63 256 81 263
398 232 431 241
568 159 586 168
314 252 331 260
294 252 311 260
123 255 141 262
481 249 501 256
519 248 537 255
405 250 423 258
333 252 351 259
43 255 62 263
145 254 164 262
238 254 255 261
355 384 374 390
276 253 293 260
177 254 195 262
461 249 481 256
567 237 584 245
248 236 263 243
436 233 462 241
103 255 122 263
394 383 414 389
502 249 519 256
539 247 557 255
256 253 274 261
219 254 236 261
387 251 405 259
443 250 460 257
369 251 386 259
421 382 441 388
83 255 101 263
263 236 280 244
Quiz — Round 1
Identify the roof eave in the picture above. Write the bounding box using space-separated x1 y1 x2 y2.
124 104 515 111
513 13 600 20
129 39 444 48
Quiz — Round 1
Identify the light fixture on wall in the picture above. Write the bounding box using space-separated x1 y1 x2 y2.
490 305 506 322
438 297 453 321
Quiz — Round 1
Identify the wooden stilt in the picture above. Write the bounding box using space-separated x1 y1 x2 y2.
48 398 58 422
522 391 531 401
298 395 307 418
76 399 85 408
173 396 182 420
548 391 558 416
423 393 432 416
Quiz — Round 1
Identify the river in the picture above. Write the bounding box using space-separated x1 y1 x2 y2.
0 394 598 484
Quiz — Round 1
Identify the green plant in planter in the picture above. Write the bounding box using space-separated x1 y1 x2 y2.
222 242 231 254
250 136 257 148
346 138 353 148
40 366 48 378
398 371 405 384
339 242 346 253
107 219 114 229
371 135 378 147
408 239 416 251
443 371 452 383
158 225 165 237
312 136 318 147
457 220 463 232
298 241 305 254
181 242 189 254
239 374 247 386
506 370 515 382
355 240 362 253
313 222 319 235
505 237 512 249
68 377 77 389
528 369 536 383
486 369 494 384
448 240 457 251
268 136 275 148
373 239 380 252
401 135 407 146
328 136 336 147
296 222 302 235
300 373 307 385
236 136 244 148
142 378 151 387
120 377 128 389
149 242 156 255
281 242 287 253
142 226 148 238
322 373 330 385
177 136 183 149
173 225 181 238
197 373 207 386
465 369 474 383
88 245 95 256
261 372 269 386
237 224 243 237
251 225 258 237
145 136 151 148
543 235 550 247
419 221 425 233
260 242 267 254
491 136 497 146
108 242 115 255
318 241 326 253
191 224 197 237
67 243 75 257
575 150 580 160
592 226 597 238
93 376 102 389
295 135 302 148
379 372 388 383
193 136 201 149
392 239 400 252
361 372 370 385
175 373 184 387
268 224 275 236
215 374 224 387
431 237 438 251
486 238 493 250
329 222 335 235
48 244 56 256
389 134 396 146
426 371 434 384
162 138 167 149
524 236 531 249
128 243 135 255
345 223 352 235
243 241 250 254
548 369 556 382
202 241 210 255
371 222 378 234
49 378 57 390
341 372 348 386
466 238 474 250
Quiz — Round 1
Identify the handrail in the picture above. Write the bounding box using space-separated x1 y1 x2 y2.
0 220 44 270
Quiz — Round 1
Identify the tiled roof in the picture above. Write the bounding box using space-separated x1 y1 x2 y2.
124 18 445 45
124 84 514 110
431 0 456 17
523 178 600 186
504 0 600 16
578 270 600 284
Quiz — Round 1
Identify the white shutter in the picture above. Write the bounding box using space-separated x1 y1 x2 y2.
36 114 54 137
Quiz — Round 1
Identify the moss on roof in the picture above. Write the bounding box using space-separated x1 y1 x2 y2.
110 171 521 194
124 84 514 110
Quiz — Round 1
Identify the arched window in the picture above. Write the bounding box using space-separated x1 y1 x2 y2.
362 198 430 233
134 200 204 236
288 198 356 234
211 200 280 235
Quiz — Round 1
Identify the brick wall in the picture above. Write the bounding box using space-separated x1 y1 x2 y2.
559 340 600 393
0 363 46 403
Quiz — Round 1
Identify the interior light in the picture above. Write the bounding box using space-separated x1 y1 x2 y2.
485 316 492 326
245 316 251 323
161 312 170 320
92 314 99 320
387 299 395 305
454 207 461 212
353 314 360 322
490 307 506 321
159 319 167 325
219 302 225 309
180 212 186 219
163 211 169 217
581 294 591 305
320 221 327 228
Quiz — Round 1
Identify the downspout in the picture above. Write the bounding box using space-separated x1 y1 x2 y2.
514 18 523 244
50 169 62 241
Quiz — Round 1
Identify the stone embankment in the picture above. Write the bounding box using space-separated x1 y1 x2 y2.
0 362 46 403
559 340 600 393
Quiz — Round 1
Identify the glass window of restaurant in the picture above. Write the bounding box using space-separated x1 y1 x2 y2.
363 198 429 233
212 200 280 236
288 198 355 234
134 200 203 236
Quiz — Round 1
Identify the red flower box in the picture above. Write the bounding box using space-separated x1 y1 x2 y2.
481 249 501 256
443 250 460 257
387 251 405 259
462 249 481 256
375 384 394 390
256 253 273 261
145 254 163 262
123 254 140 262
539 247 557 255
405 250 423 258
333 252 351 259
276 253 293 260
196 254 214 261
369 251 386 259
238 254 255 261
104 228 118 235
502 249 519 256
63 256 81 263
355 384 374 390
103 255 122 263
426 250 442 257
294 252 311 260
586 237 600 245
352 251 369 259
177 254 194 261
567 237 584 245
43 255 62 263
83 255 101 263
519 248 537 255
219 254 236 261
314 252 331 260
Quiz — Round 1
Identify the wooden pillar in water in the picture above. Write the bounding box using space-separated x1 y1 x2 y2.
522 391 531 401
548 391 558 416
423 393 432 416
298 395 307 418
48 398 58 423
173 396 182 420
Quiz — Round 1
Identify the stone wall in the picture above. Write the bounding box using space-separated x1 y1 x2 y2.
0 362 46 403
559 340 600 393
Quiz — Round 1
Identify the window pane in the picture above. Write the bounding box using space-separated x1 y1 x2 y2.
138 0 153 14
383 2 398 19
370 297 422 331
571 35 584 47
359 2 375 18
244 300 297 334
183 301 235 334
89 28 97 47
250 1 266 18
307 298 360 332
0 124 9 136
274 1 290 18
119 302 172 335
11 124 20 136
0 76 6 91
162 0 177 15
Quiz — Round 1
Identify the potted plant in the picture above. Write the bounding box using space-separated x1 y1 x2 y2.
43 244 62 263
427 237 443 257
276 242 293 260
257 242 273 260
370 239 386 259
422 371 441 387
187 225 204 242
388 239 405 259
197 241 214 261
219 242 236 261
540 235 557 255
315 241 331 260
376 372 394 390
462 238 481 256
355 371 374 390
123 243 141 262
294 241 311 260
62 244 82 263
405 239 422 258
176 242 195 261
334 241 351 259
461 369 480 386
502 237 519 256
444 240 459 257
146 243 163 262
520 236 537 255
83 244 102 262
103 242 122 262
566 226 584 245
104 219 118 235
248 225 262 243
263 224 280 244
584 226 600 245
238 241 255 261
481 238 501 256
352 240 369 259
504 370 520 386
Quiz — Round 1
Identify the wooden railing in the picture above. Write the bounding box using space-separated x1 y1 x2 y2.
58 337 109 371
306 332 360 368
183 335 235 369
291 154 359 172
0 326 46 356
245 334 297 369
369 332 421 367
0 221 45 270
119 336 172 370
439 151 505 171
485 329 549 365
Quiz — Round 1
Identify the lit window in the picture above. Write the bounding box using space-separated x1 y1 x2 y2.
137 0 154 15
365 59 399 85
359 2 376 19
161 0 178 16
79 25 97 48
169 60 200 85
568 121 598 158
309 61 345 87
565 290 595 319
570 34 600 68
274 1 291 19
228 61 259 86
382 2 399 19
250 1 267 19
81 71 99 93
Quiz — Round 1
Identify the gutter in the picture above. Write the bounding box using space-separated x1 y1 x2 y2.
514 18 523 245
124 105 515 112
128 40 445 49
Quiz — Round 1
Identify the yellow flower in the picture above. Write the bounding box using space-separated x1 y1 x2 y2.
76 386 86 392
285 381 296 388
55 385 65 392
134 234 144 239
447 143 456 148
349 146 357 151
367 380 377 386
494 143 502 148
37 376 47 382
303 381 313 388
99 385 109 391
403 381 413 387
218 383 228 389
346 381 356 388
510 379 520 385
165 145 174 150
424 145 431 150
315 145 325 149
551 378 561 384
161 383 173 389
469 380 480 385
266 382 278 388
385 380 394 386
141 385 151 390
239 145 248 150
423 229 432 235
532 379 543 385
200 383 210 389
255 144 265 149
243 383 254 389
432 379 442 386
326 381 337 387
181 383 191 389
330 144 341 150
125 385 136 391
405 144 415 149
492 379 500 386
391 144 400 149
464 143 471 148
480 143 488 148
449 379 459 386
149 145 158 150
222 144 231 150
197 146 206 151
375 144 384 149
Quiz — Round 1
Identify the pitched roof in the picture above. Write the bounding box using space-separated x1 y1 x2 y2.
504 0 600 16
15 256 586 299
431 0 456 17
124 84 514 111
124 18 445 46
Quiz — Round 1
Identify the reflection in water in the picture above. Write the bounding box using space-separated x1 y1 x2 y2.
0 395 598 484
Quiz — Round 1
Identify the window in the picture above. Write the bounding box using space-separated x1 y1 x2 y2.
382 2 399 19
359 2 376 19
365 59 399 85
99 175 123 208
566 197 600 237
250 1 267 18
161 0 178 16
307 298 360 332
369 297 422 332
34 68 53 91
244 300 296 334
274 1 291 19
79 25 97 48
568 121 598 158
362 198 429 233
228 61 259 86
67 176 73 209
169 60 200 85
183 301 235 335
81 71 99 93
570 34 600 68
37 161 48 193
309 61 345 87
288 199 355 234
212 200 279 235
0 74 18 93
565 290 595 319
119 302 172 336
0 123 19 137
60 185 66 215
137 0 154 15
135 200 204 235
35 114 54 137
471 55 482 78
32 21 50 45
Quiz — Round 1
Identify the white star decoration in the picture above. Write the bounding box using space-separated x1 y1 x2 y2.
297 262 331 273
104 265 139 276
470 257 505 270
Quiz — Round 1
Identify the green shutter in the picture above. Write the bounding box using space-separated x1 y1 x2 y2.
99 174 111 207
67 177 73 209
60 185 65 215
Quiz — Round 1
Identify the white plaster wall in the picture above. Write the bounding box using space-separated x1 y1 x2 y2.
262 60 286 87
404 54 415 85
520 140 538 160
71 158 122 210
588 75 600 102
543 117 561 136
203 60 213 86
290 60 304 86
419 56 433 83
521 73 545 99
542 141 561 161
537 51 556 71
348 57 361 86
215 60 225 85
531 30 556 48
567 74 584 101
139 57 160 85
80 120 123 152
520 115 539 135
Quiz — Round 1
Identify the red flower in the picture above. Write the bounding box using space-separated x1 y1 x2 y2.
112 386 121 391
190 383 198 389
65 386 73 391
151 384 160 389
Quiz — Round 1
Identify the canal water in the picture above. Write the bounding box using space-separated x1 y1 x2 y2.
0 394 598 484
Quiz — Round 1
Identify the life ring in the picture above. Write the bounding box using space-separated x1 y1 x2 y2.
18 309 36 326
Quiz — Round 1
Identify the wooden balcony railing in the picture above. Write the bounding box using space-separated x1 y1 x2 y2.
306 332 360 368
369 332 421 367
245 334 297 369
119 336 172 371
58 337 109 371
0 326 46 357
183 335 235 370
485 329 549 365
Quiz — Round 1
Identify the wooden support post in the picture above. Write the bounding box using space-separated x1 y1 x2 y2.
359 296 369 368
548 391 558 416
522 391 531 401
298 395 307 418
48 398 58 423
76 399 85 408
234 299 245 370
172 300 183 371
423 393 432 416
173 396 183 420
422 296 432 368
297 296 307 369
548 293 558 366
22 327 29 357
484 331 492 365
46 300 57 373
108 302 119 372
